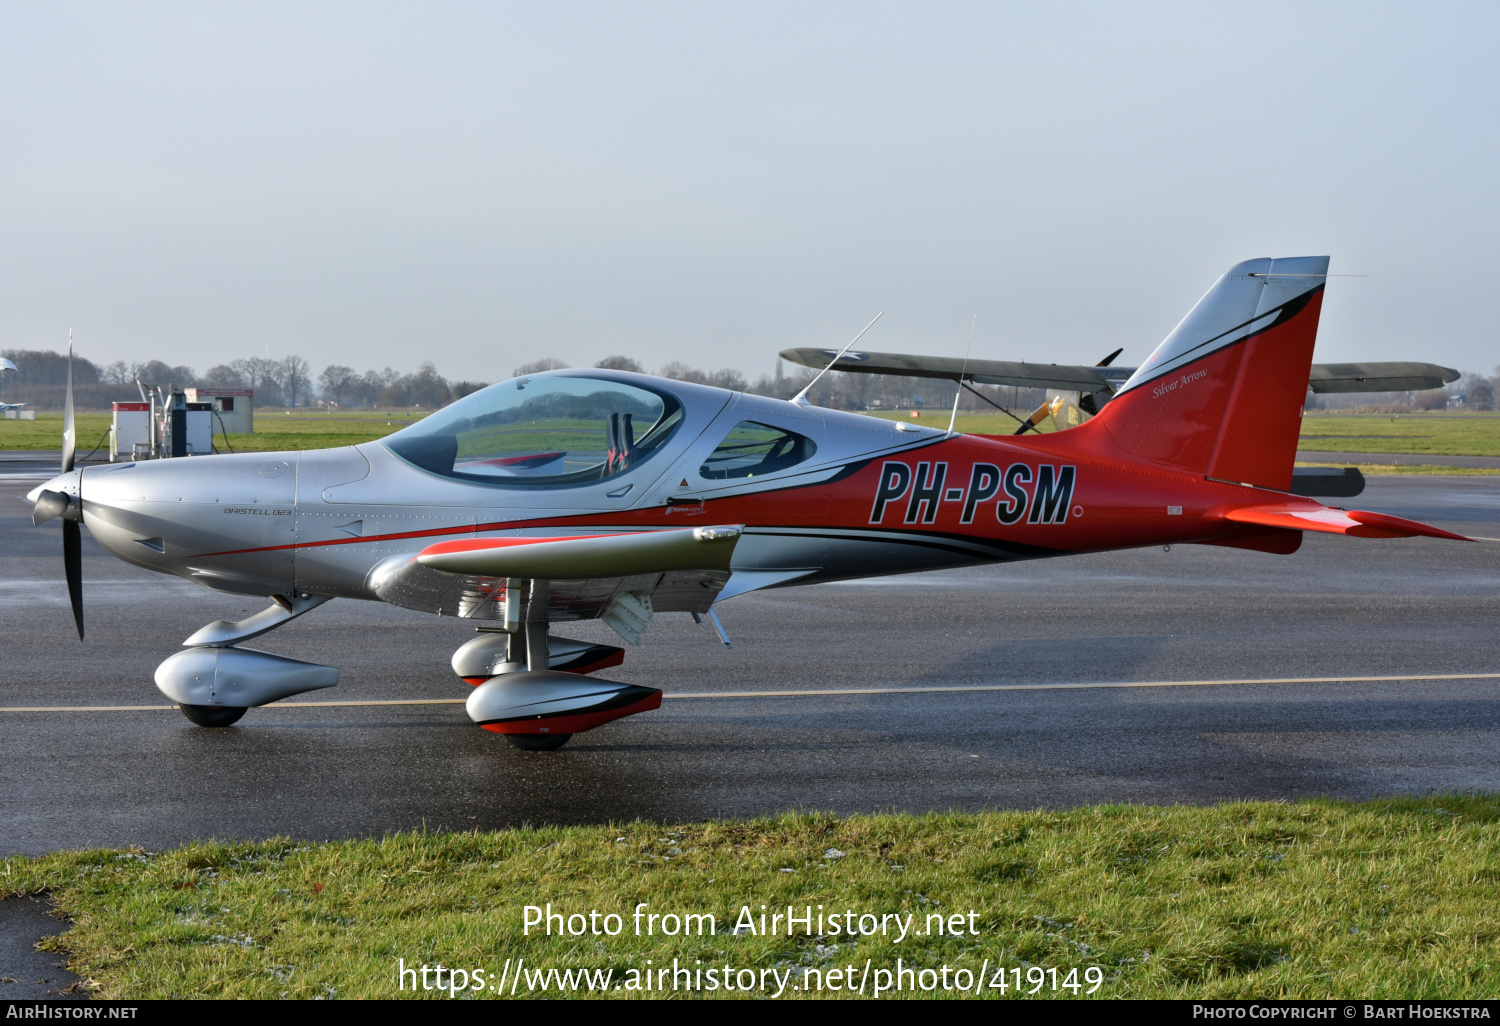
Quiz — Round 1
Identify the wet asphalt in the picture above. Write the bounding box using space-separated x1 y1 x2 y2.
3 457 1499 857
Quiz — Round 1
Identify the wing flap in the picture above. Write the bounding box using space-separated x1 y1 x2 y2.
1217 503 1470 541
416 525 743 579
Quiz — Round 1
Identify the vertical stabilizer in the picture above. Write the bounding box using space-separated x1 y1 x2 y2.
1093 257 1328 491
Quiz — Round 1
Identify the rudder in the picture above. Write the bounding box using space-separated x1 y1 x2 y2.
1092 256 1329 492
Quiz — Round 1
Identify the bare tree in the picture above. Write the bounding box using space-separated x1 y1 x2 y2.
0 349 103 385
513 357 569 377
319 364 358 405
451 380 489 399
406 361 449 407
135 360 197 388
202 364 245 387
658 362 746 391
594 355 643 373
704 368 746 391
282 355 312 407
357 370 384 407
1468 380 1494 411
839 369 877 409
232 357 283 404
657 361 706 383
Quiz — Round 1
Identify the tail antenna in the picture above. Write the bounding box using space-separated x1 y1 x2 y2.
790 312 883 407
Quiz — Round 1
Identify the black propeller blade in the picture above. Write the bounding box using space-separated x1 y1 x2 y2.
64 518 83 640
63 335 82 639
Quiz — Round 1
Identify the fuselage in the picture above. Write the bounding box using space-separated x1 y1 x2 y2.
43 369 1292 618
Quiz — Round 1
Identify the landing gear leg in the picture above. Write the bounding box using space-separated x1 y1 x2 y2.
506 579 573 750
466 579 655 749
525 580 550 672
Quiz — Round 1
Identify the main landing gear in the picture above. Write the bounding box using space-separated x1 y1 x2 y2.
453 580 662 751
157 581 667 748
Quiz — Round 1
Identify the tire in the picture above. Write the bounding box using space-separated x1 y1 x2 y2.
179 704 247 728
504 732 572 751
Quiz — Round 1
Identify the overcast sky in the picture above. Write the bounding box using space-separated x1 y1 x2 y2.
2 2 1496 382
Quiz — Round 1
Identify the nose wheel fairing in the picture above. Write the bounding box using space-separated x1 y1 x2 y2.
155 646 339 709
156 596 341 722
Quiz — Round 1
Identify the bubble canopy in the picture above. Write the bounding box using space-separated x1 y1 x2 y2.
382 374 684 486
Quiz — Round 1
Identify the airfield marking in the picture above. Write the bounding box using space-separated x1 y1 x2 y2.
5 672 1500 713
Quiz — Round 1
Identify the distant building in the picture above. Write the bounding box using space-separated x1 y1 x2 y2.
185 388 254 433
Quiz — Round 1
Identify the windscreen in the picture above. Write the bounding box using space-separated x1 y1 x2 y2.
383 374 682 486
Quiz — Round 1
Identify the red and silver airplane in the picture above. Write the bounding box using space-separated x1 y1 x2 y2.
28 256 1468 749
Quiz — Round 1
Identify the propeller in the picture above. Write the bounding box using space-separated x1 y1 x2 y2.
31 334 84 639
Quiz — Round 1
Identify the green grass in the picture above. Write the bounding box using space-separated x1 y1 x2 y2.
7 797 1500 999
1298 412 1500 458
7 408 1500 460
1296 462 1500 476
0 410 429 454
860 410 1500 458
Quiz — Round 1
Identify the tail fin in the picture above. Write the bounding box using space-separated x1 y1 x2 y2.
1092 256 1328 491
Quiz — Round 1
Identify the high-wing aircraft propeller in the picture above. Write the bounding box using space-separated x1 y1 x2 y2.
27 257 1472 749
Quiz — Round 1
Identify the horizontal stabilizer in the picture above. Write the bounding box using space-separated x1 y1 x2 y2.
1216 503 1470 541
416 525 743 579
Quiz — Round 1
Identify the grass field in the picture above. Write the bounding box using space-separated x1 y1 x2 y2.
6 797 1498 999
872 409 1500 457
1295 462 1500 476
1299 412 1500 458
6 408 1500 461
0 410 428 455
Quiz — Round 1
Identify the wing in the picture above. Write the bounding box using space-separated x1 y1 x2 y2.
779 347 1117 392
367 526 745 642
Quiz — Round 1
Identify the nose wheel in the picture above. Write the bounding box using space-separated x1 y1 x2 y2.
504 733 572 751
179 704 246 728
